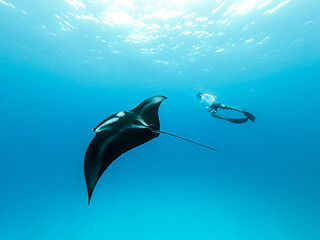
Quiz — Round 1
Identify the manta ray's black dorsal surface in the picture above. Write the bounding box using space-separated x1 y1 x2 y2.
84 96 167 204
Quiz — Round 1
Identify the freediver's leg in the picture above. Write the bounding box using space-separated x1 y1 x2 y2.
220 104 242 112
211 112 228 120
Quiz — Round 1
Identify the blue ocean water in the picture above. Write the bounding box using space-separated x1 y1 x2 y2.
1 0 319 239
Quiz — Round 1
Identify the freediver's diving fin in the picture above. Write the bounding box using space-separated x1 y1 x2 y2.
227 118 249 124
242 111 256 122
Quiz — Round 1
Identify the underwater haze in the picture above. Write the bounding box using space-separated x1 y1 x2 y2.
1 0 319 239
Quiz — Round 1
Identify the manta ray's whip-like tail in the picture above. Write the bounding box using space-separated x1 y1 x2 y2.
154 130 218 152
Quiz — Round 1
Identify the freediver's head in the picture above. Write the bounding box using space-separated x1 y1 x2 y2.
196 92 203 99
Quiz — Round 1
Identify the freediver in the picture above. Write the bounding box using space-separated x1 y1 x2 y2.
196 92 255 124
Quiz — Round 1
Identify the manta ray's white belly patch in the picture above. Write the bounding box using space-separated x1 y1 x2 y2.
94 117 119 133
116 111 125 117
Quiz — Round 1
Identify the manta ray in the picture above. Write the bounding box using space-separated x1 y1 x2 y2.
84 96 217 204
